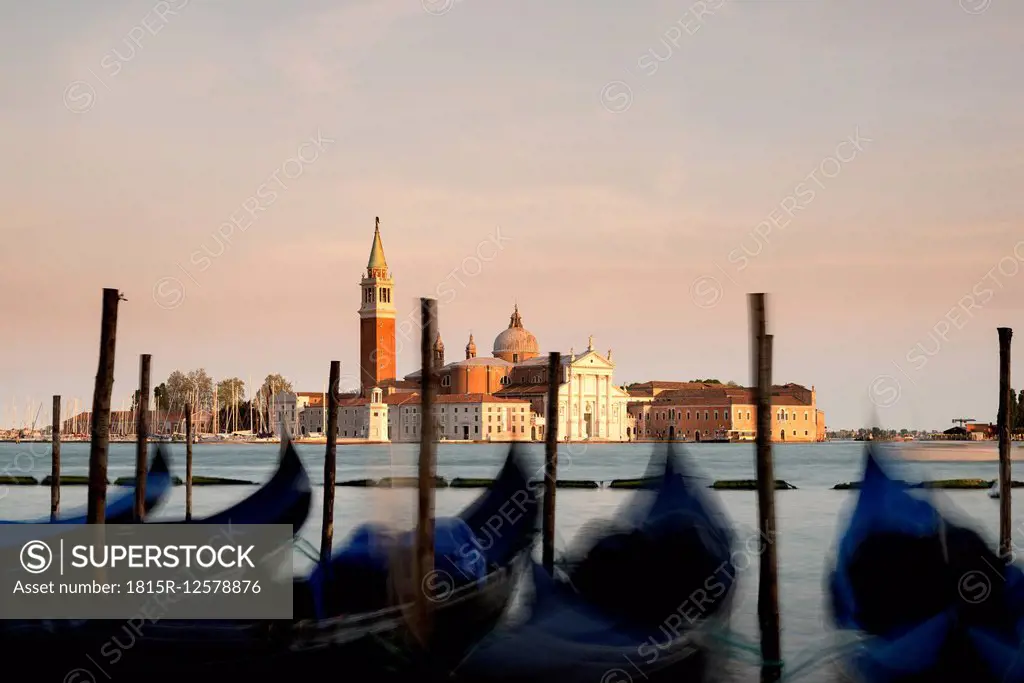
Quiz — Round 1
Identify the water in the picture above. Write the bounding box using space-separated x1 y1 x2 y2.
1 440 1020 682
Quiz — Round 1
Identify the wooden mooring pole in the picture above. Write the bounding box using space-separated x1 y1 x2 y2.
134 354 151 521
750 293 782 682
414 297 439 644
88 288 122 524
999 327 1013 558
51 395 61 521
543 351 561 575
321 361 340 564
185 403 194 521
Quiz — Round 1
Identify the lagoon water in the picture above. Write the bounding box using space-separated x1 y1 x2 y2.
1 440 1021 682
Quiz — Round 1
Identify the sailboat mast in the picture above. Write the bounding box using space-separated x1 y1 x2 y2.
248 374 253 434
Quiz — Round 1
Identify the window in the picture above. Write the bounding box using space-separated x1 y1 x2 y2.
474 426 479 434
521 426 525 433
714 410 719 420
488 415 492 422
686 411 691 420
488 426 492 434
704 411 709 420
441 376 451 387
513 353 519 362
500 376 510 386
747 411 751 420
804 412 809 421
373 411 379 417
792 430 796 436
804 431 809 436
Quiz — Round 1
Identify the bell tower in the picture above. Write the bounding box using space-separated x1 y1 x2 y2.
359 217 396 395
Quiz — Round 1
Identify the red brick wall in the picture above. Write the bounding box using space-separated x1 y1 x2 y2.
360 316 396 392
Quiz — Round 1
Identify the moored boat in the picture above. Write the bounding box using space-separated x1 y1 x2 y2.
150 436 311 532
454 442 737 683
0 447 172 527
829 445 1024 682
2 442 539 682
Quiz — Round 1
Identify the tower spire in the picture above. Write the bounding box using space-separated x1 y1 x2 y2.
367 217 388 275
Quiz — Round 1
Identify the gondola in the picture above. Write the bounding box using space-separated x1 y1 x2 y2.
0 447 172 527
454 442 737 683
828 445 1024 682
5 441 539 682
151 435 311 531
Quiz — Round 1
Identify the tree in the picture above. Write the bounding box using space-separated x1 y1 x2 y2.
260 373 293 398
166 370 190 409
163 369 214 412
256 374 292 436
217 378 246 407
216 378 246 432
153 383 169 410
186 368 214 411
1016 389 1024 431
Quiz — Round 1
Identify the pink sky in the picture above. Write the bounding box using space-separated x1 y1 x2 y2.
1 0 1022 429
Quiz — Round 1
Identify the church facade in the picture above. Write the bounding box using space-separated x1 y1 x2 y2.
494 339 633 441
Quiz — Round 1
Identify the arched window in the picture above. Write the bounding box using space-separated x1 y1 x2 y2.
499 375 511 386
441 375 451 387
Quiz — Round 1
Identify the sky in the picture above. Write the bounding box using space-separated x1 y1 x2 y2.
1 0 1022 431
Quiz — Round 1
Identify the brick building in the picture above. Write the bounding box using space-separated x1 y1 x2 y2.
628 382 826 442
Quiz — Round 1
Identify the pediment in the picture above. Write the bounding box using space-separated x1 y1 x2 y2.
570 350 614 369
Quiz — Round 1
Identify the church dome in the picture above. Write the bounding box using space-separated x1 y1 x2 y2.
493 304 539 363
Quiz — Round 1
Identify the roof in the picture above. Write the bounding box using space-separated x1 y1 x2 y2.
495 385 551 396
449 357 513 368
644 387 813 407
406 356 514 379
433 393 530 404
338 392 530 407
384 393 420 406
367 220 387 271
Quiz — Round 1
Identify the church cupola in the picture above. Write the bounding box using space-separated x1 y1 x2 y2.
492 303 540 363
466 333 477 359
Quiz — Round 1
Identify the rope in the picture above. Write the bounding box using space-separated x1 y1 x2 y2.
707 629 867 682
294 535 320 563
